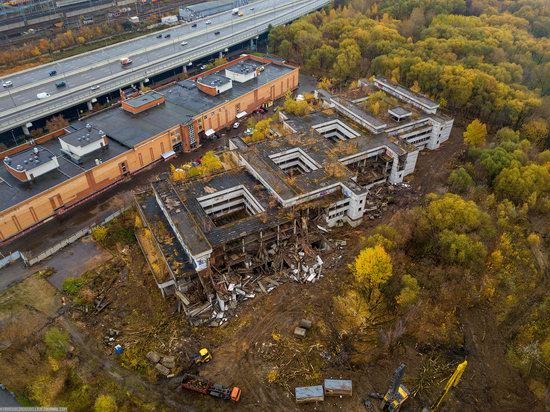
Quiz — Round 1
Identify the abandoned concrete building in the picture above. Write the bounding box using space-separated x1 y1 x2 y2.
134 78 454 325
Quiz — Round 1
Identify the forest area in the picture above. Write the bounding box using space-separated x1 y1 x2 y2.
268 0 550 408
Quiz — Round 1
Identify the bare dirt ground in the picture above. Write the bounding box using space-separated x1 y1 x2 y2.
2 123 543 411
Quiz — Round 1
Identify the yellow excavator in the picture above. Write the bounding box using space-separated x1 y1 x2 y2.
429 360 468 411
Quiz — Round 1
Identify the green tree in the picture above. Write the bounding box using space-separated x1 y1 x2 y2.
438 230 487 267
448 167 473 193
463 119 487 147
396 274 420 307
94 395 117 412
332 38 361 82
352 245 393 291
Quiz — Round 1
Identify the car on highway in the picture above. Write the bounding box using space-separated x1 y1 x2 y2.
49 70 57 76
233 122 240 129
36 92 51 99
214 31 220 35
2 80 13 88
90 85 101 91
156 34 162 38
205 20 211 24
181 41 188 46
55 81 66 88
191 23 197 27
164 34 171 38
250 7 255 10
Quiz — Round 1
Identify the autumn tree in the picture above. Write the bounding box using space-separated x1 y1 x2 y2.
495 163 550 206
520 118 549 145
396 274 420 307
282 93 310 116
332 38 361 82
463 119 487 147
426 193 490 233
45 115 69 132
245 118 272 143
200 151 222 174
352 245 393 294
95 395 117 412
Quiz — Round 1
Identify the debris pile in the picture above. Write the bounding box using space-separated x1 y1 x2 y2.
146 351 177 377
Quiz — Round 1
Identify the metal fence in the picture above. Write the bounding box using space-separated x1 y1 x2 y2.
19 206 129 267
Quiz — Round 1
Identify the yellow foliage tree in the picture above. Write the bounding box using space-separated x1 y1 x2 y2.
352 245 393 292
283 93 310 116
463 119 487 147
317 77 332 90
170 164 186 182
94 394 117 412
201 151 222 174
245 118 272 143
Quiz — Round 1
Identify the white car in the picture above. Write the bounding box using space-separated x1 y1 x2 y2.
90 85 100 91
250 7 255 10
2 80 13 88
180 41 188 46
200 65 207 70
205 20 211 24
36 92 51 99
233 122 240 129
244 128 253 136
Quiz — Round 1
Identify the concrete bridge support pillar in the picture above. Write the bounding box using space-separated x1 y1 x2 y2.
22 125 30 136
183 65 187 74
87 101 93 111
139 81 145 89
219 51 223 59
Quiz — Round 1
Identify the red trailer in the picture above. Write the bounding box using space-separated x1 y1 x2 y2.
181 374 241 402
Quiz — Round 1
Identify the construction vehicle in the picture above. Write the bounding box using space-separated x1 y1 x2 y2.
381 364 410 412
181 373 241 401
191 348 212 365
429 360 468 412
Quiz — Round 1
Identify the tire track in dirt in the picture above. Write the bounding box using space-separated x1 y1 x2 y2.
202 283 314 411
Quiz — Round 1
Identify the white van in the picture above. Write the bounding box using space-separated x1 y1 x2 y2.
37 92 51 99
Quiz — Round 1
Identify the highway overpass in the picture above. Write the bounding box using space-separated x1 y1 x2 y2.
0 0 329 135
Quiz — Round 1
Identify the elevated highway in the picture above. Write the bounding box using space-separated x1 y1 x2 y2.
0 0 329 134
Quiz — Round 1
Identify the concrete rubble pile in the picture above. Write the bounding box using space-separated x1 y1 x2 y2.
204 236 334 328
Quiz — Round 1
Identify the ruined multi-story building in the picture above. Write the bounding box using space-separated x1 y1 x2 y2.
134 78 454 324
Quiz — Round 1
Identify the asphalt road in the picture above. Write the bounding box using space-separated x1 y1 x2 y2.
0 0 329 133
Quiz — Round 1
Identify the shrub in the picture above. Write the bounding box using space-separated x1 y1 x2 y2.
62 277 84 295
94 394 117 412
91 226 108 243
44 327 71 360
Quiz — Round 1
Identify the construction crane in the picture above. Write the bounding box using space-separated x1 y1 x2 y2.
381 363 410 412
429 360 468 412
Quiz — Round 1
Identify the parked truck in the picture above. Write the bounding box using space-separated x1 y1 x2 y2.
120 57 132 66
181 374 241 402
